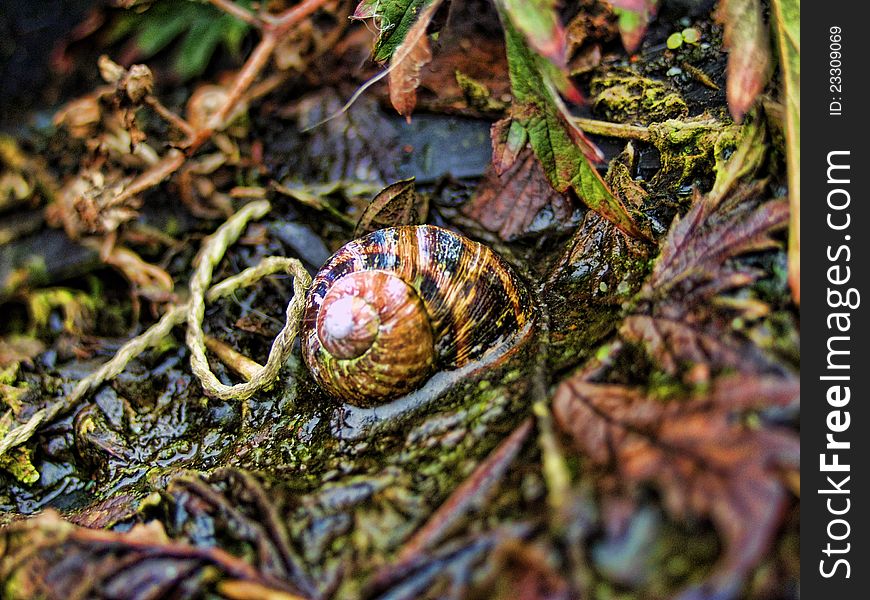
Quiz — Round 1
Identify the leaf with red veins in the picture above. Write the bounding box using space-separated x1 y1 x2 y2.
717 0 772 122
609 0 659 53
463 146 572 241
388 0 444 120
553 378 799 598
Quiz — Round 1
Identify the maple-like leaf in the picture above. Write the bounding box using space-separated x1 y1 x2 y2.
608 0 659 53
717 0 772 122
620 314 782 377
553 376 799 599
463 146 572 241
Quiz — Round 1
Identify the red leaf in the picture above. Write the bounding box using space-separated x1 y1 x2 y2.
464 146 572 241
717 0 772 122
553 378 799 597
388 0 445 120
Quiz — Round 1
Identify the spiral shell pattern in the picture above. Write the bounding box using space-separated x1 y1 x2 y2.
301 225 532 405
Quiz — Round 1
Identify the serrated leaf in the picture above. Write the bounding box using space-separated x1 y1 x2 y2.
717 0 772 122
770 0 800 304
500 14 644 238
553 376 799 599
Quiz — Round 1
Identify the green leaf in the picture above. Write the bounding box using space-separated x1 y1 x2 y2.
355 0 433 63
500 14 645 239
121 0 253 80
498 0 566 64
135 3 195 57
610 0 658 53
770 0 800 303
175 15 226 80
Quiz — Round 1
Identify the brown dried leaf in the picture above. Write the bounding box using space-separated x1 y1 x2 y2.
388 0 445 120
717 0 772 122
645 188 788 302
463 147 572 241
0 510 305 600
467 539 572 600
620 315 779 378
553 377 799 597
354 177 427 236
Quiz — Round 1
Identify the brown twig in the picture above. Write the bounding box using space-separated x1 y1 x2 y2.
208 0 262 27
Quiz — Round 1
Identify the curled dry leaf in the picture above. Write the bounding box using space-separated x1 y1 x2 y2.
388 0 444 120
354 177 427 236
46 167 140 239
552 376 799 598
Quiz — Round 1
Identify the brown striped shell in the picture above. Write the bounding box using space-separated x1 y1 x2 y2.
301 225 532 406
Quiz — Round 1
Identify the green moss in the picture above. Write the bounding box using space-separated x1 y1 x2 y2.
591 72 689 125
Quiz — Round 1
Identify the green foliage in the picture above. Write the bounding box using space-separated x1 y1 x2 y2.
354 0 433 62
500 15 644 238
109 0 253 80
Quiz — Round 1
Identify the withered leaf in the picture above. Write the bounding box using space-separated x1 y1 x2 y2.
619 314 781 378
463 147 571 241
644 187 788 302
354 177 427 236
717 0 772 122
552 377 799 598
466 539 572 600
0 510 306 600
388 0 444 120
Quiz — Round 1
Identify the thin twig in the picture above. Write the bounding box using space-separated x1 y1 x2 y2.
145 96 196 139
573 117 653 142
208 0 262 27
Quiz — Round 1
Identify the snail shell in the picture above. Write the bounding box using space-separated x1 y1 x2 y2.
301 225 532 406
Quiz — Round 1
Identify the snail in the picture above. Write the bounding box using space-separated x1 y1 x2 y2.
301 225 533 406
